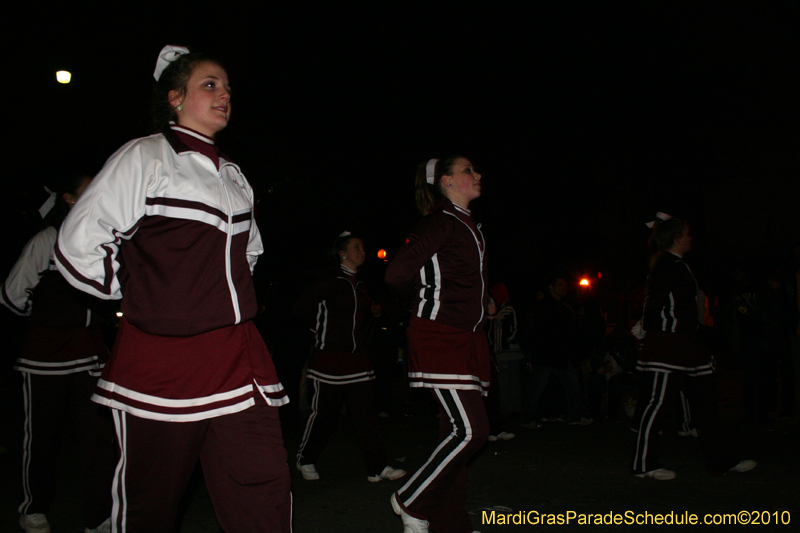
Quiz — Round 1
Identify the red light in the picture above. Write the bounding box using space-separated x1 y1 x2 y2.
377 249 387 259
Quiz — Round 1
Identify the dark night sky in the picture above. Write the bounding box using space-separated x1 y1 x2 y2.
7 2 800 306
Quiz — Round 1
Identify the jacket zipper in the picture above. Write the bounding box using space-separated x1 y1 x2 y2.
217 163 241 324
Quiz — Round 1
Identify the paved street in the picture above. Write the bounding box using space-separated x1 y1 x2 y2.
1 368 797 532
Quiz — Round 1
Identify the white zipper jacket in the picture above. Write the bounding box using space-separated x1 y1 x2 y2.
55 125 263 337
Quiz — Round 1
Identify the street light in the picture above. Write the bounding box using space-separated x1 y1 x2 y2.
56 70 71 84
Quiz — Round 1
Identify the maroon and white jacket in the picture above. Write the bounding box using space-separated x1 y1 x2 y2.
636 251 714 376
292 264 374 385
55 125 287 421
386 198 488 332
1 226 107 375
386 198 490 393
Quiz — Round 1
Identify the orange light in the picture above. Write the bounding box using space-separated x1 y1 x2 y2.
377 249 387 259
579 278 590 287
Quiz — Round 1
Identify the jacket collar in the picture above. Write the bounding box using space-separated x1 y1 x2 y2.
440 197 472 219
162 124 233 163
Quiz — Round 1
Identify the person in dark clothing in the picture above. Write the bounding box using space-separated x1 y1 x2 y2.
520 275 592 427
729 264 772 423
485 291 517 441
2 175 116 533
632 212 755 480
293 232 406 483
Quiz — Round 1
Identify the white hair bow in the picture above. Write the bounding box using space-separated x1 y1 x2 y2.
425 159 438 185
154 45 190 81
38 187 57 218
645 212 672 229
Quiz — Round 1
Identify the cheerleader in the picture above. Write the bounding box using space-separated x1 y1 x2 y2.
3 176 115 533
386 156 489 533
293 231 406 483
54 45 291 532
632 213 755 480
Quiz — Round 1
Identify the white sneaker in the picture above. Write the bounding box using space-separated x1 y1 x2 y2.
635 468 676 480
391 493 429 533
728 460 756 473
85 517 112 533
368 465 407 482
488 431 516 441
20 514 50 533
296 462 320 480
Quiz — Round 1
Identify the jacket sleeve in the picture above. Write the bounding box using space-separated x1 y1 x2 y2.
246 217 263 274
385 214 451 292
291 275 332 331
1 227 56 316
54 139 155 300
244 178 263 273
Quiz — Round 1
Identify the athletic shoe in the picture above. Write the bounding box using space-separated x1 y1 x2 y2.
677 428 698 437
568 417 593 426
391 493 429 533
520 421 543 429
85 517 112 533
728 460 756 473
296 462 320 480
20 514 50 533
635 468 676 480
488 431 516 442
368 465 407 482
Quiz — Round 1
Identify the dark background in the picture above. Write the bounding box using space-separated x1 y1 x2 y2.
5 2 800 316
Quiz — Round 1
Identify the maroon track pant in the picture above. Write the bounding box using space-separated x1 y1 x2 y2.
19 371 115 529
297 379 388 476
110 397 291 533
394 389 489 533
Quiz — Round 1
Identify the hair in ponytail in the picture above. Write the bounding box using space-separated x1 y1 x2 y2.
414 155 464 216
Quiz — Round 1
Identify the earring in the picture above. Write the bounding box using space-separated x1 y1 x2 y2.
448 183 453 188
176 104 183 111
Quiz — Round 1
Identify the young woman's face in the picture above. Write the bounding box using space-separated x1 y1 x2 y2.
443 158 482 205
170 62 231 137
340 238 366 270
